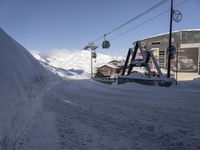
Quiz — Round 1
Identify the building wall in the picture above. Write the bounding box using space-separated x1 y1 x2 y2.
97 66 118 77
182 31 200 43
137 30 200 75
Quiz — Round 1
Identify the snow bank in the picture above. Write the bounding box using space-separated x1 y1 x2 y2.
194 76 200 80
0 27 56 149
179 76 200 89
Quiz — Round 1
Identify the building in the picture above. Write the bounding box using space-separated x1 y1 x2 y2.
136 29 200 79
95 60 124 77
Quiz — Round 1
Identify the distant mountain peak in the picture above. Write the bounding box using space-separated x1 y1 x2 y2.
31 49 123 79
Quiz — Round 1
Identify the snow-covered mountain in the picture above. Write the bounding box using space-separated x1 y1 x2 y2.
0 27 57 149
31 50 123 79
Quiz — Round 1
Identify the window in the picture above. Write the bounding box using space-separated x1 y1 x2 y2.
151 41 161 45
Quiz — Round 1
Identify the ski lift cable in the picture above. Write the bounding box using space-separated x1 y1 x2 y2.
110 0 191 41
105 0 169 36
93 0 169 42
110 10 169 41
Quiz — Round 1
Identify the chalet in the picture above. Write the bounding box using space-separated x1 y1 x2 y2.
95 60 124 77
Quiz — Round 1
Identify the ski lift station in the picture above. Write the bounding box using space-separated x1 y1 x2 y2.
137 29 200 80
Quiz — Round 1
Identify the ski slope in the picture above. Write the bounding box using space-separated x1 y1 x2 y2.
31 49 123 79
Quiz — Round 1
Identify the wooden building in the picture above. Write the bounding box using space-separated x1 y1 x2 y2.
95 60 124 77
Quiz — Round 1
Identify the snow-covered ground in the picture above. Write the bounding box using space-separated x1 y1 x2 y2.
37 79 200 150
1 27 200 150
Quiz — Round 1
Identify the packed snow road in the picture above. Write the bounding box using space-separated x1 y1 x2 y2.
40 79 200 150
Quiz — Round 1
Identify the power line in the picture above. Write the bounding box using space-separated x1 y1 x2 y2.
110 0 191 41
93 0 169 42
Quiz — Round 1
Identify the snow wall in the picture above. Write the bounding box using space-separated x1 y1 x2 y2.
0 27 56 149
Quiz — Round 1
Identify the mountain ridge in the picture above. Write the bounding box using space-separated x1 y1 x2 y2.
31 49 123 79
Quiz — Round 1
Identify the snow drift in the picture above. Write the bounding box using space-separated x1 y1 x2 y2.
0 27 56 149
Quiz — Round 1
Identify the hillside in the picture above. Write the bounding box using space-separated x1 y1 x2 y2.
31 50 123 79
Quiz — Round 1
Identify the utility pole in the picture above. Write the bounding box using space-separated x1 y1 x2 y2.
90 48 93 78
167 0 173 78
167 0 182 78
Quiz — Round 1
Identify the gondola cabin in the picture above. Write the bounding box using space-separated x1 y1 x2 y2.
102 40 110 49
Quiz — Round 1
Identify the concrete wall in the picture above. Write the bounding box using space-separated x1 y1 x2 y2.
134 30 200 79
135 30 200 78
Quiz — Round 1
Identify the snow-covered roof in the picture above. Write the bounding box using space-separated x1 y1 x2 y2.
108 60 123 64
98 64 119 69
98 59 124 69
137 29 200 42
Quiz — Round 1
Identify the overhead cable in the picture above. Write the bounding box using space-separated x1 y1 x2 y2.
93 0 169 42
110 0 191 41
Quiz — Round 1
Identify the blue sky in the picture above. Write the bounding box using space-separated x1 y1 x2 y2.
0 0 199 56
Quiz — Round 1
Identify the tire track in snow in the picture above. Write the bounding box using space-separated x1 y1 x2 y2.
43 80 200 150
